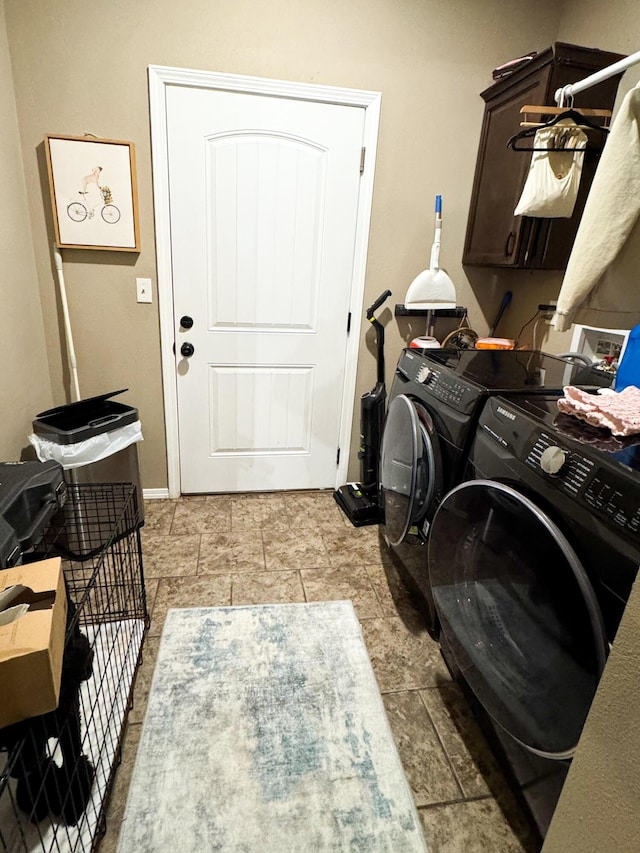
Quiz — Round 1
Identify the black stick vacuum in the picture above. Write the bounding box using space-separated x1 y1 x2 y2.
334 289 392 526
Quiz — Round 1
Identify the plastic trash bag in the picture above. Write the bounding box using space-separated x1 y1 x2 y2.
28 420 143 470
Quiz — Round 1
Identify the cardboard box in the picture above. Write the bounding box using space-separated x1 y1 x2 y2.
0 558 67 728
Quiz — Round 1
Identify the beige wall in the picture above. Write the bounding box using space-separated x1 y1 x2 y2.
543 577 640 853
3 0 564 487
0 0 52 460
1 1 635 487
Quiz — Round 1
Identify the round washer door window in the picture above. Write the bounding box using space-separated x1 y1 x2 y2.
380 394 439 547
428 480 607 759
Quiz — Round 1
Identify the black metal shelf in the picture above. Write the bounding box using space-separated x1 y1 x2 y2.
394 304 467 318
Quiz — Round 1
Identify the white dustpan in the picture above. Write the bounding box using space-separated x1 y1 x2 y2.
404 195 457 310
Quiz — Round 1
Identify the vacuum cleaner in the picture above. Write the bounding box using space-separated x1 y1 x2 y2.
334 289 392 526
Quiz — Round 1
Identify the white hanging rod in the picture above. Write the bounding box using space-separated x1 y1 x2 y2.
555 48 640 105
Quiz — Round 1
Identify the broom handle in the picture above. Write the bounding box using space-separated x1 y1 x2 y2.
53 244 81 402
430 195 442 271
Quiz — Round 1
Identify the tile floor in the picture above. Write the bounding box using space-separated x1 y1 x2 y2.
100 491 540 853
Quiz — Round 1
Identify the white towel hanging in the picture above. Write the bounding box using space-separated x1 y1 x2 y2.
514 121 587 218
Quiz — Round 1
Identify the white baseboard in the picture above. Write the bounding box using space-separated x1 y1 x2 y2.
143 488 171 500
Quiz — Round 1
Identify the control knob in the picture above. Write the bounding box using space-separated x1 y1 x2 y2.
540 445 568 476
416 365 433 384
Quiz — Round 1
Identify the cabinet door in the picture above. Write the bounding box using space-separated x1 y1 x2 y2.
463 68 552 267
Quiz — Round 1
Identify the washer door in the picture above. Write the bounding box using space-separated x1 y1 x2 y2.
380 394 441 547
428 480 608 759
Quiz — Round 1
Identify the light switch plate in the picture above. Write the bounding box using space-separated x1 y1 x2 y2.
136 277 152 303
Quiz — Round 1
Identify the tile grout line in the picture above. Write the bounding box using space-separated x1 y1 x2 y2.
259 529 266 573
196 532 202 576
416 686 467 801
362 563 395 617
416 791 495 812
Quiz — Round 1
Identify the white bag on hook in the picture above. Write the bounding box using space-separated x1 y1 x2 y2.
514 121 588 218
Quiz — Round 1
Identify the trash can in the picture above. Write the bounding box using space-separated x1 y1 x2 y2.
29 390 144 525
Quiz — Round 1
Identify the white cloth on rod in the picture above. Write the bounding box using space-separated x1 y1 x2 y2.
553 83 640 332
514 120 587 218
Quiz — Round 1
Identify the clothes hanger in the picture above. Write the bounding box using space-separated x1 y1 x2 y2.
507 107 609 152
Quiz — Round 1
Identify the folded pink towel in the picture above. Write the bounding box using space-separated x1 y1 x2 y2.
557 386 640 436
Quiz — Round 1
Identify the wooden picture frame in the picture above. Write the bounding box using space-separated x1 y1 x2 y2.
44 134 140 251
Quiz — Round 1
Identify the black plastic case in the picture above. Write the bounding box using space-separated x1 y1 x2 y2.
0 461 66 567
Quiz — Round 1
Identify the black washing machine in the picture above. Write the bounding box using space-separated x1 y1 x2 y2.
427 394 640 842
379 348 609 634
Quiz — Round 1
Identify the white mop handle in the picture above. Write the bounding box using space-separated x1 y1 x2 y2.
430 196 442 271
53 244 81 401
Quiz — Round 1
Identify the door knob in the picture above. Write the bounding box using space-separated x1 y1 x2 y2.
181 342 195 358
180 315 194 329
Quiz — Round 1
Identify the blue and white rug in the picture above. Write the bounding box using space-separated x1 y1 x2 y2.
118 602 427 852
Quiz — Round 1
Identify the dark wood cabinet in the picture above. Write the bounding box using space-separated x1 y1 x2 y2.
463 43 626 269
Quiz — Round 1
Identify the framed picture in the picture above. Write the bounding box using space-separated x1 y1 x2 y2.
45 134 140 251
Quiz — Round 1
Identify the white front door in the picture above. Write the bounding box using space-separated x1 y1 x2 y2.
165 83 370 493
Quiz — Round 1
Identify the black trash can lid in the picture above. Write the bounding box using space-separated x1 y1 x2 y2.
33 389 139 444
36 389 128 419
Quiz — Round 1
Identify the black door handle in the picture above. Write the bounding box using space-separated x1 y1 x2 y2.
180 315 194 329
181 342 195 357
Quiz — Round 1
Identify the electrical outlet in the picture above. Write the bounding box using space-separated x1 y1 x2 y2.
136 277 152 303
538 301 556 322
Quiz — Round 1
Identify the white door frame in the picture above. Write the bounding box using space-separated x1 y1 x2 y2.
148 65 381 498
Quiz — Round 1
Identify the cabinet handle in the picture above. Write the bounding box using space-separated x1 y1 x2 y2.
504 231 515 257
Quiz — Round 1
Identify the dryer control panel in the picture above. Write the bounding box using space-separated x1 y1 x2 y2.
416 366 467 406
526 434 594 497
398 350 478 414
584 473 640 535
526 432 640 540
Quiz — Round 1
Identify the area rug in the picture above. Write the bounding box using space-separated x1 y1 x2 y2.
117 601 427 852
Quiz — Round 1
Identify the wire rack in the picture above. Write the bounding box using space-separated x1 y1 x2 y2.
0 484 148 852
